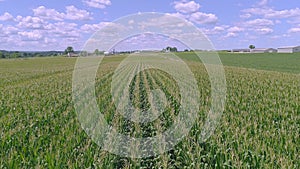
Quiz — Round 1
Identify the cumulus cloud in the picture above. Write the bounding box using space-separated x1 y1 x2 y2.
265 8 300 19
201 26 228 35
288 27 300 33
83 0 111 9
223 19 274 38
223 26 244 38
174 1 200 14
0 12 14 21
227 26 244 33
49 22 80 38
189 12 218 24
2 25 18 34
18 30 43 41
225 32 238 38
16 16 47 29
244 19 274 28
172 1 218 25
257 0 268 6
80 22 112 33
65 6 92 20
255 28 273 34
242 8 300 19
167 12 187 20
33 6 64 21
0 25 18 37
33 5 92 21
213 26 226 32
240 13 251 19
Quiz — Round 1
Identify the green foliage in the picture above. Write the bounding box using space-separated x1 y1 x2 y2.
0 55 299 168
165 46 178 52
64 46 74 55
0 52 4 58
249 45 255 49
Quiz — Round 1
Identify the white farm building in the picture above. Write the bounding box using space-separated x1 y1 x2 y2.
251 48 277 53
277 46 300 53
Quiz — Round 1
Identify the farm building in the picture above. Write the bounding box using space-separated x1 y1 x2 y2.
251 48 277 53
277 46 300 53
231 49 250 53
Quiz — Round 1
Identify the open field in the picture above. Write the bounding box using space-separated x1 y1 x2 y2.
0 53 299 168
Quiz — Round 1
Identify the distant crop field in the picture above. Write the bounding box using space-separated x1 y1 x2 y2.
177 52 300 74
0 53 299 168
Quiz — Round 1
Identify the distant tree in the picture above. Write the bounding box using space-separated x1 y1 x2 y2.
94 49 101 55
80 51 88 57
0 52 4 58
249 45 255 50
10 52 21 58
171 47 178 52
65 46 74 57
165 46 178 52
166 46 172 52
184 49 189 52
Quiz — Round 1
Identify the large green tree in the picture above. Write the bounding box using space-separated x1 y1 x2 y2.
65 46 74 56
165 46 178 52
249 45 256 50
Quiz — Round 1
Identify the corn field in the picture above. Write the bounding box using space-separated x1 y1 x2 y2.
0 54 299 168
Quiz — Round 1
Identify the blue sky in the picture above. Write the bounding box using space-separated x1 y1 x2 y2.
0 0 300 51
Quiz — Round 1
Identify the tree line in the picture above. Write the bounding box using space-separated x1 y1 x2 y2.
0 50 66 59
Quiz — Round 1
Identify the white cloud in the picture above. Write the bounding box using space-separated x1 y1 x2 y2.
171 1 218 25
242 8 300 19
43 37 57 44
167 12 187 20
213 26 226 32
201 26 227 35
255 28 273 34
240 13 251 19
223 26 244 38
33 5 92 21
244 19 274 28
190 12 218 24
0 25 18 37
257 0 268 6
138 14 189 30
0 12 14 21
174 1 201 14
265 8 300 19
83 0 111 9
33 6 64 21
16 16 47 29
225 32 238 38
223 19 274 38
288 27 300 33
3 25 18 34
80 22 111 33
65 6 92 20
18 30 43 41
49 22 80 38
227 26 244 33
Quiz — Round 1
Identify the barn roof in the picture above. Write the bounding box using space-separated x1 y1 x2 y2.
278 46 300 49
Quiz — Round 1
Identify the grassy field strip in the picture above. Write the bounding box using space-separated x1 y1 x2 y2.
223 64 300 76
